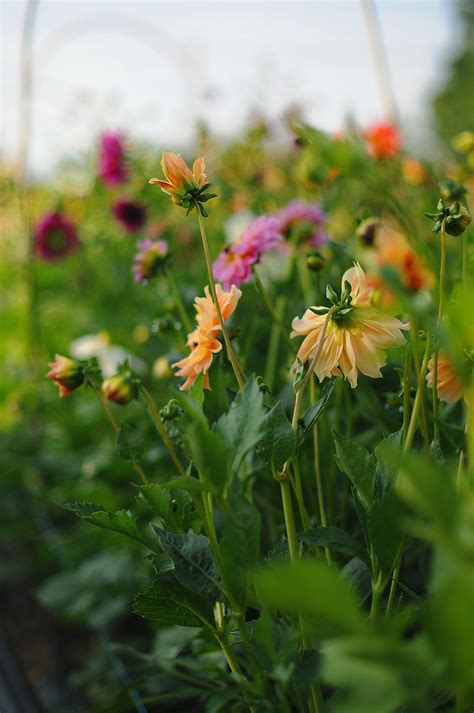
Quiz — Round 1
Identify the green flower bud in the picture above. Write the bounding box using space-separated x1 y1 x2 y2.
159 399 183 421
306 251 327 272
102 373 137 405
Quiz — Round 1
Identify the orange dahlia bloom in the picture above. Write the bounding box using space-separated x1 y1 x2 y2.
47 354 85 397
149 152 207 206
375 228 434 294
291 265 408 388
173 284 242 390
426 353 464 404
363 121 401 159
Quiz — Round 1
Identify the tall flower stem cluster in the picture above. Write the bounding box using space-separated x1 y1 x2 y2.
195 208 246 389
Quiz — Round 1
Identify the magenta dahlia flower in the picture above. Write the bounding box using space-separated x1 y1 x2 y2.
276 200 328 247
98 131 127 186
213 215 283 290
112 199 147 233
133 239 169 283
34 212 80 261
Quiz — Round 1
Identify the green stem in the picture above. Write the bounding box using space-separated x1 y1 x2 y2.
402 345 412 442
409 322 430 448
437 220 447 323
264 296 286 391
167 269 192 333
253 267 293 349
291 459 312 530
310 374 331 565
386 335 431 615
140 386 187 477
88 379 149 485
195 207 246 389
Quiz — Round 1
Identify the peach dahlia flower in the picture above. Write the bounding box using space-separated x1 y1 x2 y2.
426 353 464 404
291 265 408 388
149 152 207 205
173 284 242 390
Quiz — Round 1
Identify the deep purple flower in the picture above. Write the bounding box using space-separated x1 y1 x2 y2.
112 199 147 233
133 239 169 283
34 212 80 261
276 200 328 247
98 131 127 186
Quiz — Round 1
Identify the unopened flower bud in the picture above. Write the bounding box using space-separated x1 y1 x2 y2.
356 217 381 247
445 204 471 236
306 251 327 272
47 354 85 397
426 199 471 236
102 373 137 405
159 399 183 421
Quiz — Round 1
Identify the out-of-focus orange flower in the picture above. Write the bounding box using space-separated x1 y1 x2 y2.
363 121 401 159
173 284 242 390
291 265 408 388
402 157 428 186
375 229 433 293
149 152 208 206
426 352 464 404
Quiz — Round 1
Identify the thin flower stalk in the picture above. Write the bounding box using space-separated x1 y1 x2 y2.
195 206 246 388
253 267 293 349
88 378 149 485
139 386 187 477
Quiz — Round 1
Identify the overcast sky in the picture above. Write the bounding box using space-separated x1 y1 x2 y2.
1 0 459 176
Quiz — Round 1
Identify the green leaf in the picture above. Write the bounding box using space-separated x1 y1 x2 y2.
334 432 376 510
203 354 229 424
133 575 213 628
395 451 457 535
257 401 296 474
367 492 404 571
299 527 369 565
217 376 265 475
220 488 261 604
321 638 407 713
301 378 336 435
64 502 157 551
427 570 474 687
156 529 221 600
342 558 372 603
115 422 144 463
175 391 231 494
374 430 402 496
254 559 364 634
136 485 197 532
159 476 208 492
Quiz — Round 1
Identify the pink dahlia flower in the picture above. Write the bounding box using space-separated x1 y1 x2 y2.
34 212 80 261
213 215 283 290
98 131 127 186
133 239 169 283
112 199 147 233
276 200 328 248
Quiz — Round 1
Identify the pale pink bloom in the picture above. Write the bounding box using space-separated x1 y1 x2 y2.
276 200 328 247
426 353 464 404
291 265 408 388
173 284 242 390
